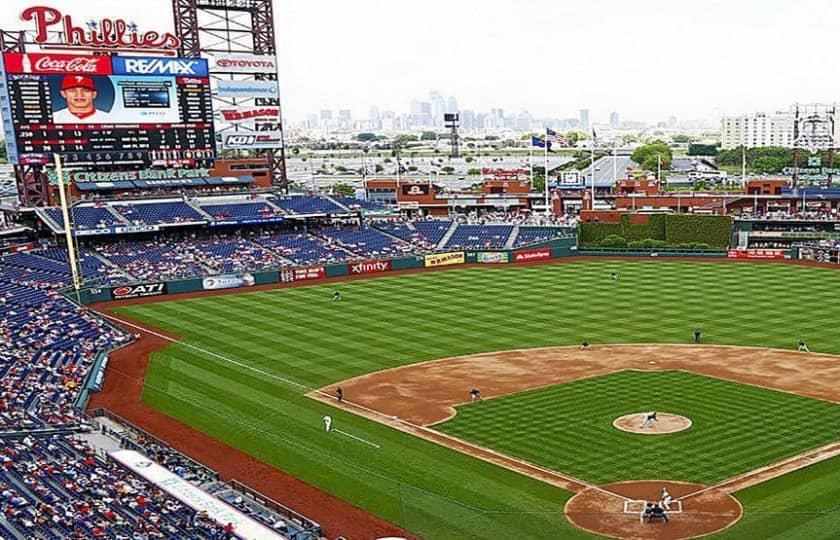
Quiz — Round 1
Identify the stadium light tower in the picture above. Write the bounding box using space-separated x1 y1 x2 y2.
173 0 289 191
444 113 460 159
792 103 837 189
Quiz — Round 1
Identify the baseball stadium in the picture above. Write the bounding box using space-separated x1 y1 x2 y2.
4 2 840 540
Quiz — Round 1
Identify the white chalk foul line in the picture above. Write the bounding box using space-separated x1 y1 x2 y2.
99 311 382 448
333 428 381 449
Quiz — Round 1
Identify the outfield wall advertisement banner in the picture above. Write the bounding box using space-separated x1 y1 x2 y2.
202 273 256 290
477 252 510 264
110 282 167 300
513 248 552 262
727 249 787 260
349 260 392 275
425 252 465 268
280 267 326 283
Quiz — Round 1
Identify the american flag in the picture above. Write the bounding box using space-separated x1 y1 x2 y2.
546 128 570 148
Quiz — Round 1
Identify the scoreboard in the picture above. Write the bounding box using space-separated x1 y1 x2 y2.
0 52 216 168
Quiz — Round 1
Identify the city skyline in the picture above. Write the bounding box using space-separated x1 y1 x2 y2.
3 0 840 127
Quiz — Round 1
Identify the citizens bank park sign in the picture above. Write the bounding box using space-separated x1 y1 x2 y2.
19 6 182 55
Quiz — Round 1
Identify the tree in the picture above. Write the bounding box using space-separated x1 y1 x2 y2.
672 134 691 143
332 182 355 195
421 131 437 141
631 141 672 171
688 143 718 156
356 132 378 142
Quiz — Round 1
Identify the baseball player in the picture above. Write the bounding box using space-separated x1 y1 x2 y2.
798 340 810 353
639 411 658 429
610 272 619 281
335 386 344 402
470 388 483 402
693 328 702 343
332 290 342 302
579 341 592 351
660 487 672 511
323 415 333 432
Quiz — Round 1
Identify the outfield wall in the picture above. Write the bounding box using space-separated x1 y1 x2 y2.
73 237 577 305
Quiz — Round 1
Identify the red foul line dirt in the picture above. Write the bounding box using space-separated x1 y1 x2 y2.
87 314 411 540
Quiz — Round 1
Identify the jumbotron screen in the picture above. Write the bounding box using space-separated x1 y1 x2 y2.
0 52 216 167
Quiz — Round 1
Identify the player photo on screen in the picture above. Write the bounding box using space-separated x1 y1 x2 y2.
48 75 181 124
51 75 115 124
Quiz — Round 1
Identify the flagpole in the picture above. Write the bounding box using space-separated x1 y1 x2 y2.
613 143 617 184
741 145 746 186
544 135 550 216
590 132 596 209
529 143 534 185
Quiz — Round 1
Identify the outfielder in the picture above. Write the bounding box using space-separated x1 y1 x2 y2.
639 411 658 429
323 415 332 432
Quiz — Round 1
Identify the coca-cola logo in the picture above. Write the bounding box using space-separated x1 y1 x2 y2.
21 6 182 52
34 56 101 73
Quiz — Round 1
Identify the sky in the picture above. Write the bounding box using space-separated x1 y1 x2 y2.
3 0 839 123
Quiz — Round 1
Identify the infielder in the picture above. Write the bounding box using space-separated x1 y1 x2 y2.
470 388 483 402
798 340 810 353
323 415 332 432
639 411 658 429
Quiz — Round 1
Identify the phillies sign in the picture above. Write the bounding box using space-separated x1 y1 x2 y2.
349 260 392 275
113 56 209 77
3 52 111 75
21 6 181 53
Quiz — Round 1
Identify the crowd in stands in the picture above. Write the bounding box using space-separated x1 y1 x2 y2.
0 434 245 539
735 210 840 221
456 210 580 227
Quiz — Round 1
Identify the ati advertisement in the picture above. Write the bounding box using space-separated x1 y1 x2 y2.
477 252 510 264
513 248 552 262
424 252 465 268
280 267 326 283
110 282 167 300
349 259 392 275
202 273 256 291
1 52 215 166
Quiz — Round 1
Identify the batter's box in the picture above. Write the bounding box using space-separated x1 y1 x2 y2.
624 499 683 514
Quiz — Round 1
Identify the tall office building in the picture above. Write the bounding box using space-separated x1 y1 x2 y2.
720 112 794 149
579 109 590 129
609 111 619 128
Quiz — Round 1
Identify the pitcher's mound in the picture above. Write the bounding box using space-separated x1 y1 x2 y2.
614 413 692 435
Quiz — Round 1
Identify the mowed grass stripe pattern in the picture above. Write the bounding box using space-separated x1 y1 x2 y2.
114 261 840 539
437 370 840 485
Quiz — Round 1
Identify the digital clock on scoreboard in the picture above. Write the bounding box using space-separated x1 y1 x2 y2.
0 52 216 167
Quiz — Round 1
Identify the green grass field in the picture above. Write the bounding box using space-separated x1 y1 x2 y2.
113 260 840 539
437 370 840 484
